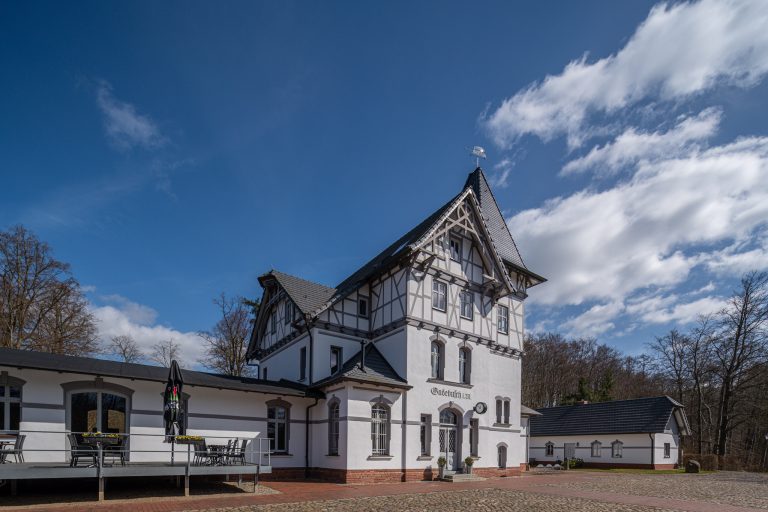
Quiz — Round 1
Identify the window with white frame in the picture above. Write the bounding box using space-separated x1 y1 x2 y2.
430 341 443 379
545 441 554 457
299 347 307 381
591 440 602 457
497 305 509 334
495 399 502 423
420 414 431 456
330 346 342 375
460 290 473 320
358 297 368 318
612 440 623 458
432 280 447 311
458 347 471 384
449 237 462 262
0 373 23 432
267 401 290 453
503 399 510 424
328 402 340 455
371 403 390 456
470 418 479 457
664 442 671 458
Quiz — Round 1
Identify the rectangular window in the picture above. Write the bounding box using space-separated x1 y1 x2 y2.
267 405 288 453
358 298 368 318
432 280 447 311
546 443 554 457
591 442 601 457
0 383 22 431
270 312 277 334
503 400 510 424
330 346 342 374
371 405 389 456
497 305 509 334
284 302 292 325
612 442 623 458
299 347 307 381
470 418 479 457
460 290 473 320
420 414 431 456
496 399 502 424
328 404 340 456
664 442 671 458
449 237 462 262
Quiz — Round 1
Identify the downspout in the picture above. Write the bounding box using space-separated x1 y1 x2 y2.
304 313 317 478
648 433 655 468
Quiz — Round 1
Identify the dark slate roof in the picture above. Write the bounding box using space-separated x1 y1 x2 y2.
0 347 319 398
530 396 685 436
312 343 410 389
263 270 337 315
316 192 462 315
464 167 527 269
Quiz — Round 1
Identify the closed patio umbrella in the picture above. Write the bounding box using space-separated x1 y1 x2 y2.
163 360 185 448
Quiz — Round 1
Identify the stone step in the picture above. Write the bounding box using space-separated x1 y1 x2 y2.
441 472 486 482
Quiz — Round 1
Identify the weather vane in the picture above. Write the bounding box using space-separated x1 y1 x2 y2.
470 146 487 167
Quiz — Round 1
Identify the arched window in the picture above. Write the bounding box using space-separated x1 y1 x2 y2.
63 380 132 436
458 347 471 384
591 440 602 458
611 440 623 458
266 399 291 454
495 399 502 423
0 373 24 432
430 341 443 379
545 441 554 457
503 399 510 424
371 403 390 456
328 402 340 455
497 445 507 469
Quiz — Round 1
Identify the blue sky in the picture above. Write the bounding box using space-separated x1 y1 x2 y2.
2 0 767 365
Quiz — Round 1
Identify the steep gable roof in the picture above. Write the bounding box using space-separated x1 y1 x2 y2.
464 167 526 269
312 343 410 389
530 396 689 437
261 270 336 316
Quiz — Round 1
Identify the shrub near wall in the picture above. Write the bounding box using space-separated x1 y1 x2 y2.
684 453 719 471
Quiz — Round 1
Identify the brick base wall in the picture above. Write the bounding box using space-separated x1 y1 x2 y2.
472 465 523 478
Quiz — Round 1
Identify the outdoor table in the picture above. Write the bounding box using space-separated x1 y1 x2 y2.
82 436 122 466
208 444 227 465
0 435 16 464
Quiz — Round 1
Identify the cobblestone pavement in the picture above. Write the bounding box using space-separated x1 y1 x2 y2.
549 471 768 510
200 488 677 512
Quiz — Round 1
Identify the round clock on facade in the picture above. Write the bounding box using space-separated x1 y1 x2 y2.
474 402 488 414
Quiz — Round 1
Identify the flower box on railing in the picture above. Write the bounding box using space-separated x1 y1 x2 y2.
174 435 204 444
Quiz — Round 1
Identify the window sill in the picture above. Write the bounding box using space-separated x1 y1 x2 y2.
426 378 473 389
270 453 294 457
367 455 393 461
493 423 511 428
417 455 433 461
326 454 340 457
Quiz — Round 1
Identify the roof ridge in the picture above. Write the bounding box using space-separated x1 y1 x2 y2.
536 395 679 410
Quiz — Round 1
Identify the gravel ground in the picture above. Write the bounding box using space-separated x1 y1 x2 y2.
550 471 768 510
199 488 676 512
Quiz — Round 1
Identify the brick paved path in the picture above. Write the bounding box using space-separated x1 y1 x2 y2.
1 471 766 512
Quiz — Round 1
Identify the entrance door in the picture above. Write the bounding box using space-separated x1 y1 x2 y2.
564 443 576 461
439 410 459 471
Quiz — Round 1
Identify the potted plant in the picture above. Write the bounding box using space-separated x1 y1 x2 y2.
464 456 475 474
437 456 447 479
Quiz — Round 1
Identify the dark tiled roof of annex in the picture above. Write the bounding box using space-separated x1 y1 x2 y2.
530 396 687 437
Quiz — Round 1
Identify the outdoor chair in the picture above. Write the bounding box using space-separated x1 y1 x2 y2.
5 435 26 463
103 437 127 466
192 439 216 466
229 439 247 465
68 433 97 467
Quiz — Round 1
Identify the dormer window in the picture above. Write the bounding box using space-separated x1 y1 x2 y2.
358 298 369 318
330 346 342 375
449 237 462 262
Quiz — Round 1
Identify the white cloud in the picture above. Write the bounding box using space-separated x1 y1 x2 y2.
484 0 768 148
625 293 726 325
90 295 203 368
561 301 624 337
510 136 768 309
561 108 722 176
96 81 165 150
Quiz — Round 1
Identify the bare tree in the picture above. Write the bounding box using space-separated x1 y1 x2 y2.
713 271 768 456
150 338 183 367
198 293 253 376
0 225 98 355
109 335 144 363
649 329 689 403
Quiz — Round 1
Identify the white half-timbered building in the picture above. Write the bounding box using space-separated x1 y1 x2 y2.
248 167 545 482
